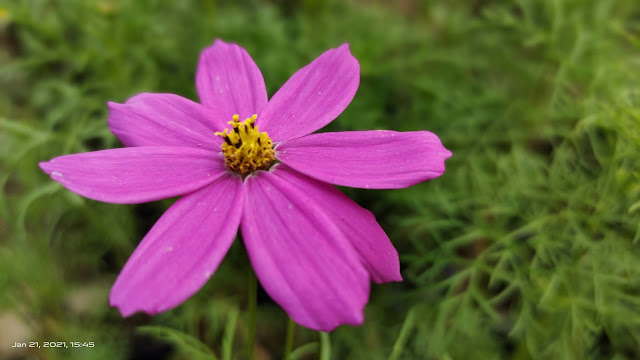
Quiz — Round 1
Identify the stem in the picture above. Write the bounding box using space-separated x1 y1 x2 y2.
247 268 257 360
283 317 296 360
320 332 331 360
389 307 416 360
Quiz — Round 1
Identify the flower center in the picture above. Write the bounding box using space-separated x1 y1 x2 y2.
215 114 275 175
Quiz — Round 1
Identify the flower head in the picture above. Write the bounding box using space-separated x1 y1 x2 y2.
39 40 452 331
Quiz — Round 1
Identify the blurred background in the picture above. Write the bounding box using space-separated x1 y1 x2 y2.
1 0 640 359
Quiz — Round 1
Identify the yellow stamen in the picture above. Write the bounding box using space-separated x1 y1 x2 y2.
215 114 275 175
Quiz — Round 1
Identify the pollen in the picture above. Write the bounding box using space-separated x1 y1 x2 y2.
215 114 275 175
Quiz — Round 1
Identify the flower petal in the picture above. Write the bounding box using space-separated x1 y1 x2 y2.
277 165 401 283
258 44 360 142
39 146 227 204
196 39 268 121
277 130 452 189
242 165 370 331
110 173 243 316
108 93 224 150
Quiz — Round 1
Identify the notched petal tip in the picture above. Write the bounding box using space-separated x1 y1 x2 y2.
337 43 351 52
337 43 357 62
38 161 52 174
109 293 161 318
206 38 241 53
105 101 124 121
212 38 236 47
106 101 125 121
428 134 452 160
444 148 453 159
378 270 403 284
112 92 162 107
39 160 65 180
109 297 135 318
291 296 366 332
370 247 403 284
197 38 268 121
314 310 365 332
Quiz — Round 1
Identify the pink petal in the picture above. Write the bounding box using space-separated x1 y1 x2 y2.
276 130 452 189
258 44 359 142
39 147 227 204
196 39 268 121
242 165 370 331
108 93 224 150
110 172 243 316
277 165 401 283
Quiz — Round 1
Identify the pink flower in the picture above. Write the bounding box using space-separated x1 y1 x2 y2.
39 40 452 331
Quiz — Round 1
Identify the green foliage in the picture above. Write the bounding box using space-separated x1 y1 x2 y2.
137 326 218 360
1 0 639 359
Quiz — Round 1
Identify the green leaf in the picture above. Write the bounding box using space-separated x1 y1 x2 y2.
137 325 217 360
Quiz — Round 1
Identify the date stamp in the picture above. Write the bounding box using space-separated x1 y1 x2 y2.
11 341 95 349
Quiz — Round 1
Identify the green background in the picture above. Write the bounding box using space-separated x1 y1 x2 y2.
1 0 640 359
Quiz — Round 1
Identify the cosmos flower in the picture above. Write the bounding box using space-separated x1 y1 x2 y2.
39 40 452 331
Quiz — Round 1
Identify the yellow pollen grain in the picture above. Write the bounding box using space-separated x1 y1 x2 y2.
215 114 275 175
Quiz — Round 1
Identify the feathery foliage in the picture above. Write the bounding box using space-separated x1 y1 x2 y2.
1 0 639 359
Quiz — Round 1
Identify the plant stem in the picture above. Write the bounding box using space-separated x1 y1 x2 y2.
389 307 416 360
320 332 331 360
283 317 296 360
247 268 257 360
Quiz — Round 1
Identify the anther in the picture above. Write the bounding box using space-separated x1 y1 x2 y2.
214 114 275 176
